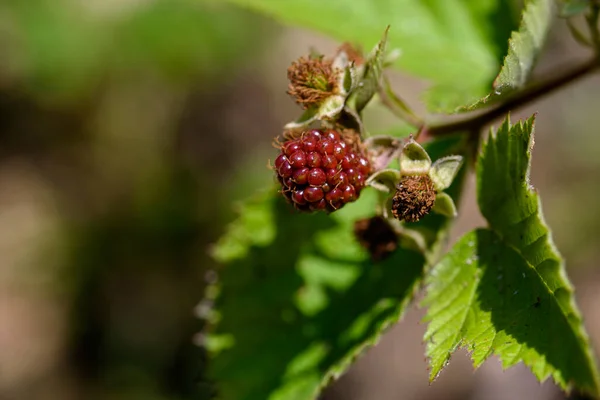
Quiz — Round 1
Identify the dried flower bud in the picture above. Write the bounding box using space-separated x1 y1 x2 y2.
287 55 337 109
392 174 436 223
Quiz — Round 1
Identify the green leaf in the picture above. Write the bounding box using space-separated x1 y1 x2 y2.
461 0 554 111
423 229 600 395
225 0 518 112
346 26 389 113
208 190 425 400
424 114 600 394
207 136 468 400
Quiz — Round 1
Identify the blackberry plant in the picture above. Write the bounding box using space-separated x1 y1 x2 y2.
201 1 600 399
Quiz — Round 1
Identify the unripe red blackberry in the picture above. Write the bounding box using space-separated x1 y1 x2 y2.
273 129 371 213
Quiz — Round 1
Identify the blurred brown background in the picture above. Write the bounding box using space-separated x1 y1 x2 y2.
0 1 599 400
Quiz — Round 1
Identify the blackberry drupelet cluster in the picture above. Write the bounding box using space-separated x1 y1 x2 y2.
274 129 371 213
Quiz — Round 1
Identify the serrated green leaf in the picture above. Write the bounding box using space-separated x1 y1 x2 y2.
209 190 425 400
462 0 554 111
225 0 518 112
346 26 388 113
423 229 600 395
207 136 468 400
424 114 600 395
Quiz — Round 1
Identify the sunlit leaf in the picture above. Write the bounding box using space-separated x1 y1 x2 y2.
225 0 518 112
461 0 554 111
206 137 467 400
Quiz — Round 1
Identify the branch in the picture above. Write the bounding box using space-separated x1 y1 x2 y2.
425 58 600 138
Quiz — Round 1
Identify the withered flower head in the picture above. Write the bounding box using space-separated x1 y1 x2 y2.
287 55 337 109
392 174 436 223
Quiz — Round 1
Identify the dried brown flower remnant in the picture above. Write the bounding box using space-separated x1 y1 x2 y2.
287 55 337 109
337 42 364 66
354 216 398 262
392 174 436 222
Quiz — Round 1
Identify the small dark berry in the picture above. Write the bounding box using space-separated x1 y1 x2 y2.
289 151 306 168
337 172 348 186
341 184 356 202
306 152 322 168
310 199 328 211
278 161 293 178
326 168 340 185
292 167 310 185
322 154 337 169
333 143 346 160
285 177 296 188
301 137 318 152
292 190 306 204
325 187 342 202
341 154 353 169
308 168 327 186
274 154 288 170
305 129 322 140
319 139 334 154
304 186 324 202
283 142 301 157
324 129 340 141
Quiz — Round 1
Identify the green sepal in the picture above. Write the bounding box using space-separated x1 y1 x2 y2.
400 138 431 175
429 155 463 191
284 94 346 129
431 192 457 218
365 168 401 193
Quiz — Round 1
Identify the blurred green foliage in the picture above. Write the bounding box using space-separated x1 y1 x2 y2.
1 0 263 103
0 0 274 399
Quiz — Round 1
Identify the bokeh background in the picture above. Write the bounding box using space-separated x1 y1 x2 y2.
1 1 599 399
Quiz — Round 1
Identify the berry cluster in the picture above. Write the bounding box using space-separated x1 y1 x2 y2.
274 129 371 213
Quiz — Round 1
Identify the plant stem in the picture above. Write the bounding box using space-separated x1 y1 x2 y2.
426 57 600 137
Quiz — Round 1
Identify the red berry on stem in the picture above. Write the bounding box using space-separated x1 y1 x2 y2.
273 129 371 213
